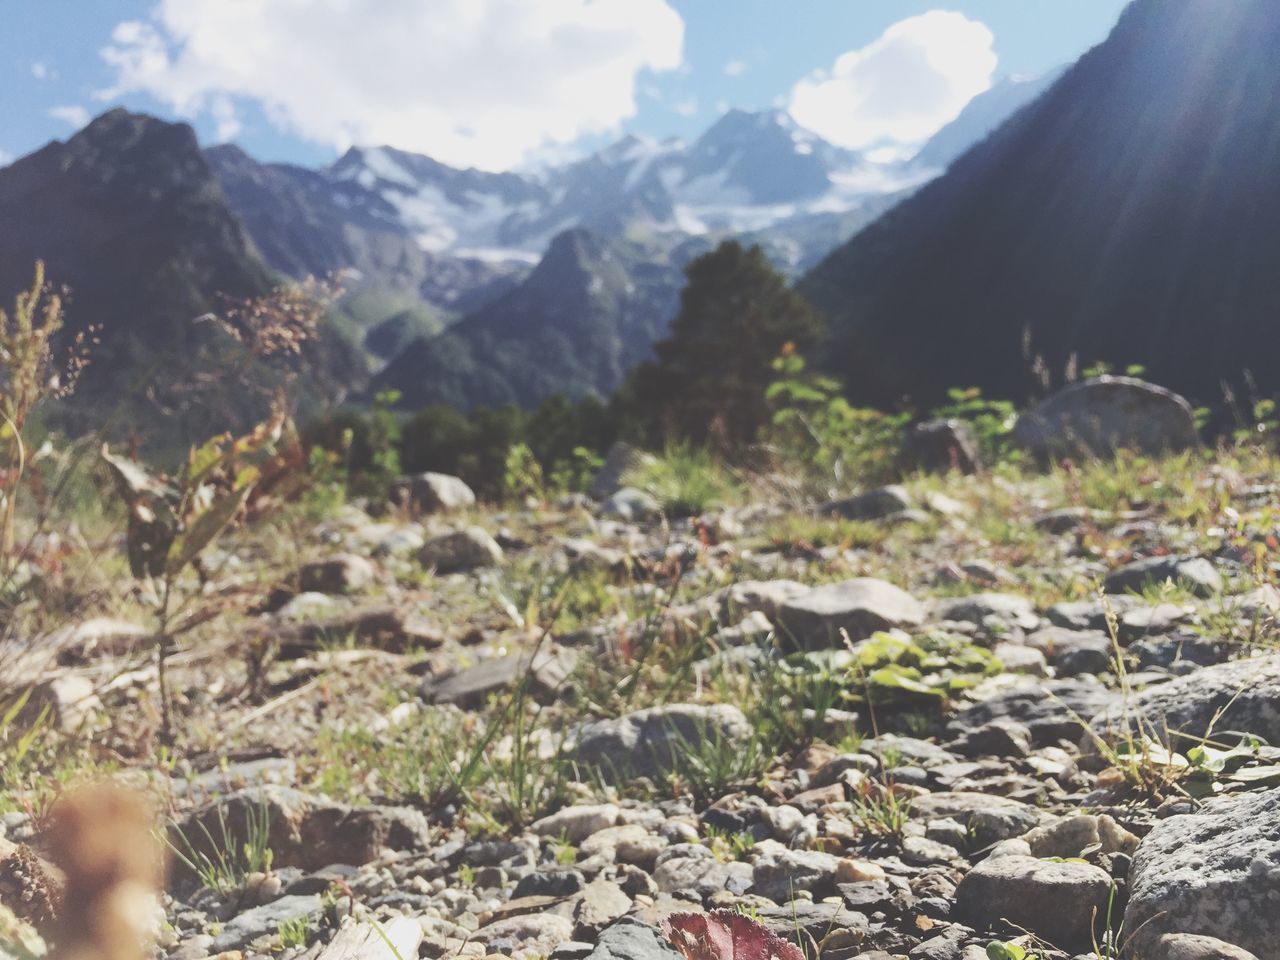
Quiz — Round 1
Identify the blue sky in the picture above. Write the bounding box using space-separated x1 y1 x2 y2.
1 1 1129 171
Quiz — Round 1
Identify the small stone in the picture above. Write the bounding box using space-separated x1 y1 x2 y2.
418 527 504 573
298 554 374 595
532 804 620 844
390 472 476 514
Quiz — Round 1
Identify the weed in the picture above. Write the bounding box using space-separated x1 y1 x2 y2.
623 443 740 517
166 798 274 894
276 915 309 950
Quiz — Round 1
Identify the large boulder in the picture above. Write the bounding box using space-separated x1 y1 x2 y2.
1012 376 1198 459
776 578 925 650
572 704 751 783
1087 654 1280 746
1125 787 1280 958
389 472 476 515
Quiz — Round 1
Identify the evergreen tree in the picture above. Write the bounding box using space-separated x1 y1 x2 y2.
626 241 821 447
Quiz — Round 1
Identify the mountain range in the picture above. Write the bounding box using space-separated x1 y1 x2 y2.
0 70 1056 434
802 0 1280 409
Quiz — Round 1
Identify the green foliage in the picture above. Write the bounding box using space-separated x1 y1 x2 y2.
851 786 912 842
986 942 1036 960
392 394 614 500
276 915 310 950
623 443 739 517
624 241 822 448
766 350 909 494
927 387 1018 463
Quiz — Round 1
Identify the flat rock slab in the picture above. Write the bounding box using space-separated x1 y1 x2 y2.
1126 786 1280 958
421 647 577 707
776 578 925 650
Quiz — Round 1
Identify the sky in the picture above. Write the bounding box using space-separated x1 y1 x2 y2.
0 1 1130 172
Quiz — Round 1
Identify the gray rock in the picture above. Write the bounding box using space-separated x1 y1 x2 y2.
298 553 374 594
417 526 504 573
752 848 842 902
1105 555 1223 598
390 472 476 514
948 678 1120 746
1021 814 1138 859
1047 595 1142 631
598 488 662 523
211 895 322 951
933 593 1038 631
476 914 575 956
1012 376 1198 459
1025 627 1113 676
573 879 632 935
909 792 1044 847
903 419 981 475
582 918 682 960
652 846 752 898
723 580 812 620
955 854 1111 951
1088 654 1280 745
176 786 430 872
776 578 925 650
420 647 577 707
1146 934 1260 960
533 804 620 844
816 485 913 521
573 704 751 783
591 443 656 501
1125 787 1280 957
950 719 1032 759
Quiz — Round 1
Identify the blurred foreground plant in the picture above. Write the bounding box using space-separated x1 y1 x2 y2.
102 404 302 742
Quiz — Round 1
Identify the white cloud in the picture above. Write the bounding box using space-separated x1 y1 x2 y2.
30 60 54 81
49 105 90 128
788 10 996 151
0 149 11 166
99 0 684 171
672 96 698 117
723 59 748 77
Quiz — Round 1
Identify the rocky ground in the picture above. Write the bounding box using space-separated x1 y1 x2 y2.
3 439 1280 960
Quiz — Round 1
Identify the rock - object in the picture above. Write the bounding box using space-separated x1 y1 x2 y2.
1012 376 1198 459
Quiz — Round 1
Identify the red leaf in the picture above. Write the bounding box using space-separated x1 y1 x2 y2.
661 910 807 960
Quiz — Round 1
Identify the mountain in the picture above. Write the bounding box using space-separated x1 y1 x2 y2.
802 0 1280 409
912 71 1063 171
323 109 934 263
205 145 530 340
372 229 699 411
0 109 322 443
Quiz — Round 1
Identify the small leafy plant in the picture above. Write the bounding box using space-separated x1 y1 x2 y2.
663 909 805 960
